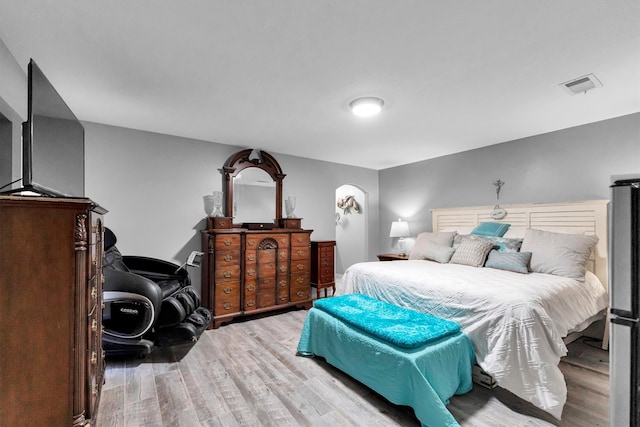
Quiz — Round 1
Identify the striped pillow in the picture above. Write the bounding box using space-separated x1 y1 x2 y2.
449 238 494 267
484 250 531 274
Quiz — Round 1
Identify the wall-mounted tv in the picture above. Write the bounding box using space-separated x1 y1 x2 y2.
1 59 85 198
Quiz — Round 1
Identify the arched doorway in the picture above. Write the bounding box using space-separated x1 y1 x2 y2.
335 184 368 274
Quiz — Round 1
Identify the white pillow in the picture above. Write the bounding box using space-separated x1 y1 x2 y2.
423 241 456 263
520 228 598 281
408 231 457 260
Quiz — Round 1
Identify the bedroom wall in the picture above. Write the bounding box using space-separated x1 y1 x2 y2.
0 37 27 190
378 113 640 253
84 122 379 293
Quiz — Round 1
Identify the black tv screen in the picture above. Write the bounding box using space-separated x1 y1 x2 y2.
23 59 84 198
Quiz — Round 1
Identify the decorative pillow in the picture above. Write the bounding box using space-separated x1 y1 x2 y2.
409 231 457 260
485 250 531 274
449 238 495 267
520 229 599 281
453 234 523 253
471 222 511 237
423 241 456 264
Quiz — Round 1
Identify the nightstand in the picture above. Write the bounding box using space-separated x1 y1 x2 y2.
377 253 409 261
311 241 336 298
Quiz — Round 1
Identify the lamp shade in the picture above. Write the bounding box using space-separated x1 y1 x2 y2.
389 219 410 238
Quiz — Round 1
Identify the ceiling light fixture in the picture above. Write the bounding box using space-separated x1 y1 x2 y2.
349 97 384 117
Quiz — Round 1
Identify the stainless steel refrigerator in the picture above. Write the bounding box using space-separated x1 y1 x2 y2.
610 178 640 426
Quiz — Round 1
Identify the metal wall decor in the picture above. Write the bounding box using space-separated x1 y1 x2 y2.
491 179 507 219
337 195 360 214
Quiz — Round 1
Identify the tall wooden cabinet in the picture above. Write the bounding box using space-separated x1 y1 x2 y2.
201 220 313 328
311 240 336 298
0 196 107 426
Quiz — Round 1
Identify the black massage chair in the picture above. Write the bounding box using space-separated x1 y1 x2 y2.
102 227 211 357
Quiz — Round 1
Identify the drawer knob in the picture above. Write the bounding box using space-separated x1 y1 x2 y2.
224 254 233 262
280 296 287 301
279 280 287 287
247 269 255 276
279 252 286 259
248 254 255 261
280 238 286 244
223 271 232 278
223 287 232 294
223 239 232 246
246 300 255 307
217 220 226 227
91 318 97 332
92 384 98 396
297 263 304 270
296 290 304 297
297 250 304 256
297 277 304 284
91 351 97 365
91 286 97 300
247 284 256 291
280 266 287 273
223 303 231 310
248 239 256 246
264 278 270 284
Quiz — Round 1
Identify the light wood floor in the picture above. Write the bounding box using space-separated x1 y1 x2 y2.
96 309 609 427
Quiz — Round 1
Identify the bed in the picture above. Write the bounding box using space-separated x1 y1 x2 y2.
336 200 609 419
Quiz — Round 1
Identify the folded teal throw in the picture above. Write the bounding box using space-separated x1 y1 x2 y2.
313 294 461 349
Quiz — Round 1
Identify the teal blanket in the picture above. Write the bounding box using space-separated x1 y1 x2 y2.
297 307 475 427
313 293 460 348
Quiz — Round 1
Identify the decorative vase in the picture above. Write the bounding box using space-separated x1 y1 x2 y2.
212 191 224 217
285 196 297 218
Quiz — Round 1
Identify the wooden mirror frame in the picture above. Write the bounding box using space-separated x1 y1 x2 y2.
222 149 285 225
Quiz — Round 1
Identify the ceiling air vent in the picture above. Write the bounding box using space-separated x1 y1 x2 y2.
560 73 602 95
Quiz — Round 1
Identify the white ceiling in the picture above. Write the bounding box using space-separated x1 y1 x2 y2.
1 1 638 170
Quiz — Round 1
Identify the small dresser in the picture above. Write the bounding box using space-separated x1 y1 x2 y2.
311 240 336 298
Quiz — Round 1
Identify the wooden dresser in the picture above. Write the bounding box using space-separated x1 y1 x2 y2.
201 218 313 328
311 240 336 298
0 196 107 426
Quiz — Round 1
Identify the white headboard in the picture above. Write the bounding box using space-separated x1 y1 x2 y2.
432 199 609 291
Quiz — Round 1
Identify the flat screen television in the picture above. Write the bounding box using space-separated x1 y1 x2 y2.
2 59 85 197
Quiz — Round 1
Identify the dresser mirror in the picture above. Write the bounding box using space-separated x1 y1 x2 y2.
222 149 285 226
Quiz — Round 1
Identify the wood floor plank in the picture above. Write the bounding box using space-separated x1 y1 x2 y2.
97 309 610 427
155 369 201 426
124 396 163 427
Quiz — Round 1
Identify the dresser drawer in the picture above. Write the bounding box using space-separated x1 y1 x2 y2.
291 246 309 261
214 282 241 314
215 249 240 267
291 259 310 274
215 234 241 250
291 233 310 247
214 264 241 282
319 246 334 257
319 268 334 283
290 273 310 288
290 279 311 302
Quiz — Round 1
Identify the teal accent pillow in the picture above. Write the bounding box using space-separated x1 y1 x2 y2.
453 234 523 253
485 250 531 274
471 222 511 237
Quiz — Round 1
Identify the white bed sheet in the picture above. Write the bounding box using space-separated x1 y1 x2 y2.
337 260 608 419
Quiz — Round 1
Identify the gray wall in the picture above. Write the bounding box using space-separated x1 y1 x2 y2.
0 37 26 190
84 122 379 292
378 113 640 253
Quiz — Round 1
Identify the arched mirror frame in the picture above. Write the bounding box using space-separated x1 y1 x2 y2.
222 149 285 226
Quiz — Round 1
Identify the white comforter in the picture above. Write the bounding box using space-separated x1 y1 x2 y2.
337 260 608 419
